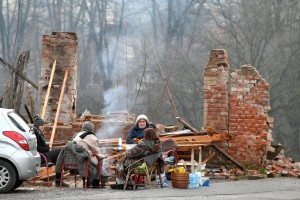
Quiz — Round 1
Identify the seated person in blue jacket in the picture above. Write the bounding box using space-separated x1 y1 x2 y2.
126 114 156 144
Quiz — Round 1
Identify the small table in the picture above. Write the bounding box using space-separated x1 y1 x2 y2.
177 144 208 173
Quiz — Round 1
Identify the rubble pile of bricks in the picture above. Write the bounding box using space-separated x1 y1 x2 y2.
264 149 300 178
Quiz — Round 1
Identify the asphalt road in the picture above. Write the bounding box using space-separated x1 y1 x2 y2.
2 178 300 200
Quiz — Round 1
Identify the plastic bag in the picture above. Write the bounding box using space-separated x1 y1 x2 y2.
156 174 168 187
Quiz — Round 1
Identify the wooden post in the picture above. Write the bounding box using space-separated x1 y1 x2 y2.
153 49 179 119
199 146 202 172
191 148 194 173
49 70 69 149
40 60 56 119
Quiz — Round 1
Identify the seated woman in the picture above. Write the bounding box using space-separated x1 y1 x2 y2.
126 114 156 144
115 128 164 188
124 128 162 168
32 116 69 187
73 121 106 188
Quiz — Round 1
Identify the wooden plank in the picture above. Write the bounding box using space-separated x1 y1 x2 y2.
0 57 38 90
202 152 216 163
175 117 199 134
177 144 210 151
40 60 56 119
212 144 247 172
31 166 55 180
49 70 69 148
153 49 180 124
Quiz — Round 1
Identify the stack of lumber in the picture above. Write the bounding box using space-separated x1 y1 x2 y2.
97 128 229 151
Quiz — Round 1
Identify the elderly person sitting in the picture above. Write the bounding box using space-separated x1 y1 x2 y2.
126 114 156 144
124 128 162 167
73 121 106 188
115 128 164 189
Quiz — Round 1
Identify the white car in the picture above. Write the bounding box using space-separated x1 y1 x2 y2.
0 108 40 193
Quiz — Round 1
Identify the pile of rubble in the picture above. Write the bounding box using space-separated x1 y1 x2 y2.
264 148 300 178
201 146 300 180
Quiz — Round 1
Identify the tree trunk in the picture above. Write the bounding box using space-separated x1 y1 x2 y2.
2 51 30 112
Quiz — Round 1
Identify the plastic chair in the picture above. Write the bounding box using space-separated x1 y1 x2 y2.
163 150 179 179
163 150 179 165
123 154 163 190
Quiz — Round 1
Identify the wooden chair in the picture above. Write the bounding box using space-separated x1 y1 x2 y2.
123 153 163 190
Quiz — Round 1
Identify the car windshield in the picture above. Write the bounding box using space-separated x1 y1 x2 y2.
7 112 30 132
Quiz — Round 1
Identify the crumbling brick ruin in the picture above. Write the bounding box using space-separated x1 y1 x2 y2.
204 49 274 166
38 35 273 167
39 32 78 124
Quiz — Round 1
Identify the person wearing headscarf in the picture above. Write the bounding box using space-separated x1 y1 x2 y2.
73 121 106 188
115 128 164 187
125 128 162 163
126 114 156 144
32 116 61 164
32 115 69 187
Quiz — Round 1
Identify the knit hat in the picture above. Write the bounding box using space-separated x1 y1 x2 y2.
33 116 45 127
135 114 149 125
144 128 159 140
81 121 94 132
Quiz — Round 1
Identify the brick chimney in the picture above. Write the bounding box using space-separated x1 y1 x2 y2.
203 49 229 132
39 32 78 124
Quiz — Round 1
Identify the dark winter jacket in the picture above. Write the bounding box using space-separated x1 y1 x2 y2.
56 141 97 185
124 139 162 168
32 126 50 153
126 123 156 144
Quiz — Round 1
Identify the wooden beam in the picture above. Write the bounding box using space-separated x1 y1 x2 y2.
153 49 179 120
175 117 199 134
24 104 33 123
49 70 69 149
0 57 38 90
40 60 56 119
211 144 247 172
202 152 216 163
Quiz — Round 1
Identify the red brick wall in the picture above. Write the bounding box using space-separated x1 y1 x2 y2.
229 65 272 165
39 32 78 124
204 50 273 166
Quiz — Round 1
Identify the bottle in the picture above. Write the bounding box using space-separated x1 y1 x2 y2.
118 138 122 150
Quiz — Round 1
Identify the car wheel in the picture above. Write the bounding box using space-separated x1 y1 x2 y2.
13 180 24 189
0 160 17 193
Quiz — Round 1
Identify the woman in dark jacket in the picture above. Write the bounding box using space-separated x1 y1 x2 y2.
124 128 162 168
126 114 156 144
32 116 61 164
115 128 164 188
32 116 69 187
